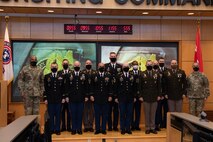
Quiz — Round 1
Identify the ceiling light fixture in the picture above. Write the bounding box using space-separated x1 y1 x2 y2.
96 11 102 14
187 12 194 15
142 12 149 15
48 10 54 13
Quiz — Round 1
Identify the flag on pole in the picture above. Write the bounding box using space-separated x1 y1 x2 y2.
194 23 203 72
2 20 14 84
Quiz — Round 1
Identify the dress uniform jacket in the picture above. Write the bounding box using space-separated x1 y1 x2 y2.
43 72 64 103
67 71 87 102
116 72 137 102
93 72 113 104
164 69 187 100
129 70 142 98
140 70 161 102
82 69 96 96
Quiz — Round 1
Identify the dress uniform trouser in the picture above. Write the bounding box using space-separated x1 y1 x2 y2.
168 99 182 112
144 102 157 130
132 100 141 129
94 103 109 131
119 102 133 131
48 103 61 132
155 99 168 128
61 102 71 130
83 101 94 129
70 102 84 131
108 101 119 129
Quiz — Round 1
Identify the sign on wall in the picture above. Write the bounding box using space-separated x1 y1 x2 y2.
64 24 133 34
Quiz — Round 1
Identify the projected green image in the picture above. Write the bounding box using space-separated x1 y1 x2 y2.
12 42 96 101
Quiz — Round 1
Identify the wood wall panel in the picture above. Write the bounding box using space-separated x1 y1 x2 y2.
119 19 140 40
203 62 213 82
181 20 197 40
140 19 160 40
181 41 194 62
201 41 213 61
53 18 76 40
182 61 193 76
97 19 119 40
0 17 3 39
75 19 98 40
161 19 181 40
201 20 213 40
206 82 213 103
10 17 30 39
30 18 54 39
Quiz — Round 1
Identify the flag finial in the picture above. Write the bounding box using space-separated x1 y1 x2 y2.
5 16 9 23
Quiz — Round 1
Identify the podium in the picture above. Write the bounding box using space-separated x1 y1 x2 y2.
167 112 213 142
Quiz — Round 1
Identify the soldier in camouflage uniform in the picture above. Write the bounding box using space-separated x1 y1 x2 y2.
18 55 44 115
187 62 210 116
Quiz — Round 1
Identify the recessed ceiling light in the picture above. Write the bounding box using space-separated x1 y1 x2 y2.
187 12 194 15
96 11 102 14
0 9 4 12
48 10 54 13
142 12 149 15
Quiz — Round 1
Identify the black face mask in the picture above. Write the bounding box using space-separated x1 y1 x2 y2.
30 61 37 67
110 58 117 63
51 68 57 73
153 65 159 70
159 63 164 67
171 65 177 69
74 67 80 71
63 64 69 70
193 67 199 71
147 65 153 71
86 65 92 70
123 67 129 72
99 67 104 72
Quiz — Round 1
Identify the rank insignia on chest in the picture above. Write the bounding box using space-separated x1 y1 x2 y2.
143 74 147 78
154 74 157 79
117 68 121 72
58 77 63 80
177 73 182 78
105 77 109 82
95 77 98 82
167 72 171 76
120 77 123 82
88 78 91 84
107 67 110 72
70 75 73 81
47 78 51 82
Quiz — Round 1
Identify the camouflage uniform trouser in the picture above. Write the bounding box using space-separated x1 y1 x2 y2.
189 98 205 116
23 96 40 115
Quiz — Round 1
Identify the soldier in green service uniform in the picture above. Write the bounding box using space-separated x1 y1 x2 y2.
187 62 210 116
18 55 44 115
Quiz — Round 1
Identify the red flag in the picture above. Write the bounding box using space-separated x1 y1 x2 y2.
194 25 203 72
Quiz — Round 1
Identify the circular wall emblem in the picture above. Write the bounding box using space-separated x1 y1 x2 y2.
3 45 12 65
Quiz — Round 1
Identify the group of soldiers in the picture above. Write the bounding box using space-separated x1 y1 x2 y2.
18 52 210 136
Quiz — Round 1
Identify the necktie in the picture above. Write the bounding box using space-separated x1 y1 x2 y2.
53 73 56 78
76 72 78 76
113 64 115 69
149 71 152 77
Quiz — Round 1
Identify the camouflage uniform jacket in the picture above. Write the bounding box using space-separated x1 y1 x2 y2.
187 71 210 99
18 65 44 97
